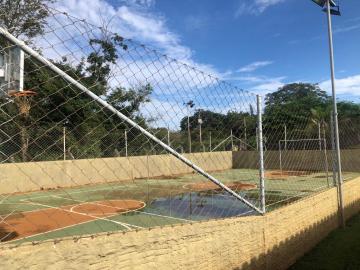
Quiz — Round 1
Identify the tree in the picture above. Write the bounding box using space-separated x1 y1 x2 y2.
263 83 331 149
179 110 257 152
337 102 360 149
0 0 55 161
0 0 55 38
0 25 153 161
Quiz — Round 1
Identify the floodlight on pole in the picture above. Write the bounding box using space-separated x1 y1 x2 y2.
311 0 336 7
312 0 341 15
310 0 344 227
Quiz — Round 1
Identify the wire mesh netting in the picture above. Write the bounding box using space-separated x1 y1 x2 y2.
0 7 359 248
0 8 265 245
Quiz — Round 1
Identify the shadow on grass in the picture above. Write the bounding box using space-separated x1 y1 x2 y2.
230 197 360 270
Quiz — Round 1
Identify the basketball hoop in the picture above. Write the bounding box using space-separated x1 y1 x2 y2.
8 90 37 117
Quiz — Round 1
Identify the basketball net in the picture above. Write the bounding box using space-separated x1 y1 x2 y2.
8 90 37 117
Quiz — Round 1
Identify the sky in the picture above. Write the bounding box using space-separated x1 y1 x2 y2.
53 0 360 101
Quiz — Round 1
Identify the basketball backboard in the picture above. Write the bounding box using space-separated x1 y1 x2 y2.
0 46 24 94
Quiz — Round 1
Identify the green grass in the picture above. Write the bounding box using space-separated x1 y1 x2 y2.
290 213 360 270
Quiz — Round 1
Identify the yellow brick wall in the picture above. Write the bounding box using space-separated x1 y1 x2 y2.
0 151 232 194
232 149 360 172
2 177 360 270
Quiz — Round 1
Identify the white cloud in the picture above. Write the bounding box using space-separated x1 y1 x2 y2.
119 0 155 9
250 76 285 95
237 61 273 72
334 23 360 34
235 0 286 17
28 0 264 131
320 75 360 96
53 0 191 61
224 73 286 95
49 0 222 88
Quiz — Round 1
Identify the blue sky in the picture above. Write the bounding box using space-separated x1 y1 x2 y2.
56 0 360 101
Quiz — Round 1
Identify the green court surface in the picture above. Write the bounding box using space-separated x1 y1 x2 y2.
0 169 358 244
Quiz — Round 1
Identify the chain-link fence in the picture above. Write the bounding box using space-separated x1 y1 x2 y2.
0 7 359 247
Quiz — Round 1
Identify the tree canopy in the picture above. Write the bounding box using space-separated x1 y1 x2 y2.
178 83 360 151
0 0 55 38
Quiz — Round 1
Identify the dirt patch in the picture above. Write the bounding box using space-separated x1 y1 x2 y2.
0 199 145 242
146 174 182 180
71 200 145 217
265 170 311 180
184 181 257 192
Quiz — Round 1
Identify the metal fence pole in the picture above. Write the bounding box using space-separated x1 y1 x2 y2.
318 122 322 151
209 131 212 151
279 140 283 173
124 130 128 157
257 95 266 213
167 127 171 147
330 113 337 186
326 0 345 228
284 124 287 151
244 117 247 150
322 122 330 187
63 126 66 161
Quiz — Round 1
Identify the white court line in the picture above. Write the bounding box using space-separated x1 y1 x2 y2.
68 198 146 216
4 212 122 244
0 194 13 204
52 195 192 223
22 199 143 230
0 201 60 218
18 183 128 201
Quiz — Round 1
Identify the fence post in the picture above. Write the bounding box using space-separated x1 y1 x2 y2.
167 127 171 147
330 113 337 186
63 125 66 161
125 130 128 157
257 95 266 214
209 131 212 151
331 111 345 227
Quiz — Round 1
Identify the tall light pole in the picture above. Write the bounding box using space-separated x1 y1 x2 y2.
311 0 344 228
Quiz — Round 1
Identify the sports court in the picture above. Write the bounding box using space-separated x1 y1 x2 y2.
2 168 357 244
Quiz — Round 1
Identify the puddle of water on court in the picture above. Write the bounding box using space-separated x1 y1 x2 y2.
144 191 257 221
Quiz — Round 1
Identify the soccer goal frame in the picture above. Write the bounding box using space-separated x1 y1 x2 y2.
278 138 330 185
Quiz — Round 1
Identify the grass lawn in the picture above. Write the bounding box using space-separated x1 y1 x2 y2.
289 213 360 270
